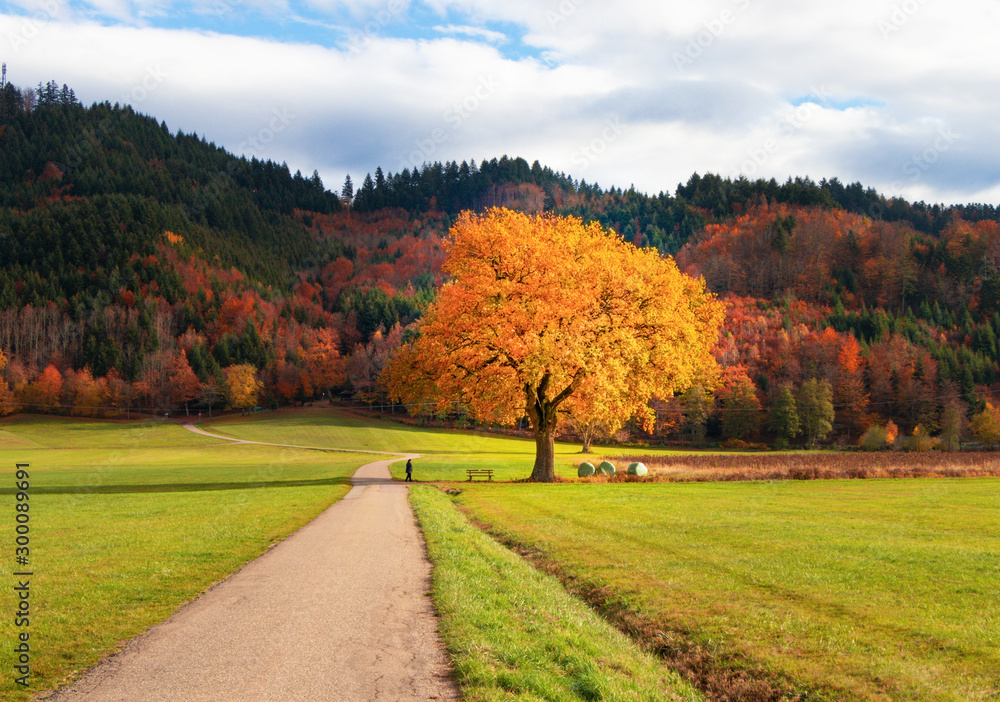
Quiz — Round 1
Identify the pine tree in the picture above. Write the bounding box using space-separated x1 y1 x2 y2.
341 175 354 205
0 82 24 121
356 174 375 210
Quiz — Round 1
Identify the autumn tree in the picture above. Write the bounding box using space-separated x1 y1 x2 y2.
0 350 15 416
833 334 869 437
199 377 225 418
167 352 202 415
564 375 626 453
274 359 310 403
0 382 15 416
384 208 724 482
859 420 897 451
565 413 614 453
905 424 937 452
345 324 403 404
797 378 834 447
224 364 263 413
971 402 1000 449
885 420 900 447
21 364 63 413
717 370 760 441
134 351 172 411
651 395 685 438
938 400 965 451
303 327 345 401
64 367 108 417
105 368 135 418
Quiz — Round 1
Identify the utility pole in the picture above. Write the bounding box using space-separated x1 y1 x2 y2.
1 63 7 90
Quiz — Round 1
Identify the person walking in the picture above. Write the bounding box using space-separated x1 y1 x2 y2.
405 459 414 482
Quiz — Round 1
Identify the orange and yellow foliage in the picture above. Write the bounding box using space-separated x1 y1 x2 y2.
302 327 345 398
223 364 263 411
971 402 1000 448
20 364 63 411
384 208 724 481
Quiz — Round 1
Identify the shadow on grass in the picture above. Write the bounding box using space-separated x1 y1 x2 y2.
0 477 352 495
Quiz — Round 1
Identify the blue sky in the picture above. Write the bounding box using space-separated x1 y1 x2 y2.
2 0 999 205
149 1 535 57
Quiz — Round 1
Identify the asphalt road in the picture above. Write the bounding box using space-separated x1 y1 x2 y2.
43 456 460 701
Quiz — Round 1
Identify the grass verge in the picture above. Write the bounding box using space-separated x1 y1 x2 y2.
409 485 705 702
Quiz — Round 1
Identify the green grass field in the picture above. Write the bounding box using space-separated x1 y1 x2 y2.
4 409 998 702
452 479 1000 701
0 414 372 701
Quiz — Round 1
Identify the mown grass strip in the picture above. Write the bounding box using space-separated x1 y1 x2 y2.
410 485 705 702
454 480 1000 702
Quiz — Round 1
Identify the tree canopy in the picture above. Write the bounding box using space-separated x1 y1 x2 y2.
384 208 724 481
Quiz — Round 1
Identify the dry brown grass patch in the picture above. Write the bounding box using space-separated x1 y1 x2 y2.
599 452 1000 483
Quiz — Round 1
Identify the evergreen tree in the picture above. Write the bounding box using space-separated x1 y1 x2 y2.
683 385 711 446
0 82 24 121
341 175 354 205
236 322 269 368
768 385 801 449
81 319 120 377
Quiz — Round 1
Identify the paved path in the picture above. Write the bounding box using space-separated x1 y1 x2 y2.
44 454 460 702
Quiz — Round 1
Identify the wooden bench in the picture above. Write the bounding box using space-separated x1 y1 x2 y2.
466 469 494 482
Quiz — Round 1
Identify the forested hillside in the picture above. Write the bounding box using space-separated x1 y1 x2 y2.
3 78 1000 449
0 80 442 416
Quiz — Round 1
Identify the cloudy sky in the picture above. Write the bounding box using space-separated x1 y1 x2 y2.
2 0 998 205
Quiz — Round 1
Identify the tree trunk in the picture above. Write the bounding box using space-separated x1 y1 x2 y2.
530 426 556 482
526 381 560 482
581 429 592 454
525 372 582 482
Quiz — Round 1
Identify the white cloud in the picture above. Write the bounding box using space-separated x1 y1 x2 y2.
1 0 998 204
432 23 506 44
